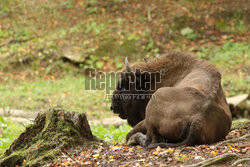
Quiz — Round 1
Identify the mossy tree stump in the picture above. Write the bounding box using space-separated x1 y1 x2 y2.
0 108 100 167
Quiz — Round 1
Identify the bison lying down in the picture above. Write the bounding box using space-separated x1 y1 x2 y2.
110 52 232 148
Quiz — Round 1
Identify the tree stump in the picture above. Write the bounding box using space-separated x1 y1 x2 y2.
0 108 100 167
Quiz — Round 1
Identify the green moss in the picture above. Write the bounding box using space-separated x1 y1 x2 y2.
232 119 250 130
0 151 25 167
26 148 61 166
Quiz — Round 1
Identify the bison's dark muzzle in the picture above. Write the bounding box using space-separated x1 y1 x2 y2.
111 104 127 119
110 104 120 114
110 105 114 111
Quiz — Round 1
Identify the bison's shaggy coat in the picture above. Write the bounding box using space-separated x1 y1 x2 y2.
111 52 232 148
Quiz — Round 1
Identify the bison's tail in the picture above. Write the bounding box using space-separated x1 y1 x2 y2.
146 120 202 149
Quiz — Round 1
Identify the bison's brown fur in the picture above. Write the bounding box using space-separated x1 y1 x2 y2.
111 52 232 148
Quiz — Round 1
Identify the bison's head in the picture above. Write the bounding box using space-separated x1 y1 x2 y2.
110 58 155 127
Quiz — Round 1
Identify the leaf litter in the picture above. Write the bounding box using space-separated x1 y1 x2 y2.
50 127 249 166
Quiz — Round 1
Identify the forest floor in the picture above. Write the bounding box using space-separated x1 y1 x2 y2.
51 120 250 167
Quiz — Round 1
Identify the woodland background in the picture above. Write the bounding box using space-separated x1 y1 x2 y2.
0 0 249 166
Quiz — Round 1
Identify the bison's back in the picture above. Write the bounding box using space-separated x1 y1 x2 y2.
145 87 205 143
146 85 232 144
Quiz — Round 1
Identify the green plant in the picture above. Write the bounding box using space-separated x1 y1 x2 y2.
232 20 247 33
0 29 9 38
180 27 197 40
0 0 12 15
85 21 106 35
0 117 25 153
197 42 249 68
197 42 249 96
127 34 141 41
115 59 123 68
87 7 98 14
145 37 154 51
91 124 131 143
62 1 74 9
216 21 227 32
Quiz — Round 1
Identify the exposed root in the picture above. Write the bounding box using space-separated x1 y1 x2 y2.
232 158 250 166
187 153 249 167
216 133 250 147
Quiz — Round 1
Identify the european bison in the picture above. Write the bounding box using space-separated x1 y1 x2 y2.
110 52 232 148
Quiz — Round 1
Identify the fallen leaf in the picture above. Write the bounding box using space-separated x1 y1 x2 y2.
22 160 26 166
84 161 92 165
93 154 99 158
167 148 174 154
136 146 142 149
110 145 122 151
123 146 128 149
152 151 159 155
210 150 218 156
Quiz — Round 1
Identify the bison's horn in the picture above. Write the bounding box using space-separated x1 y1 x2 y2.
144 58 149 62
125 57 132 72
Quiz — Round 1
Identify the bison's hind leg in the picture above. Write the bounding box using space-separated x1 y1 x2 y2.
146 119 204 149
